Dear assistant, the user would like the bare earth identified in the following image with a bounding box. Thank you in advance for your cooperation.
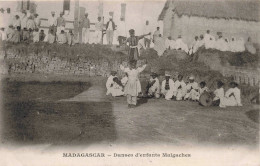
[1,75,259,148]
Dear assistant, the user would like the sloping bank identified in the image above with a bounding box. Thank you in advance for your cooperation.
[0,42,258,103]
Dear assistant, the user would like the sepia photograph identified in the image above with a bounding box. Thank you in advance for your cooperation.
[0,0,259,165]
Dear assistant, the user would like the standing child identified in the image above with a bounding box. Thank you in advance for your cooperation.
[120,60,147,108]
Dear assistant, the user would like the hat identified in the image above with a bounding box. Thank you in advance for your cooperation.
[51,11,55,14]
[111,71,117,75]
[151,72,157,77]
[129,29,135,34]
[165,71,171,76]
[189,76,195,80]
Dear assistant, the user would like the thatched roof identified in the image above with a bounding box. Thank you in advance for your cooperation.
[158,0,260,22]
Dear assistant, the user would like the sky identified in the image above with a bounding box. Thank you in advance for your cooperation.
[0,0,166,36]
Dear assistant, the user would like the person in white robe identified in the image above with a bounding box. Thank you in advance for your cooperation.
[215,35,228,51]
[121,73,128,87]
[146,72,160,98]
[229,37,237,52]
[213,81,226,108]
[175,35,189,53]
[245,37,256,54]
[204,30,216,49]
[110,77,124,97]
[189,36,200,55]
[153,27,160,43]
[0,28,7,41]
[3,8,12,29]
[195,81,209,101]
[173,74,186,101]
[0,8,5,28]
[153,34,166,56]
[20,11,28,30]
[120,61,147,108]
[161,71,175,100]
[94,16,103,44]
[197,35,205,49]
[13,15,21,29]
[57,30,67,44]
[236,37,246,52]
[106,71,117,95]
[165,36,171,50]
[33,28,39,42]
[184,76,199,101]
[224,82,242,106]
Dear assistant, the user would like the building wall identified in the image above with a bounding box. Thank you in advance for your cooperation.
[169,14,260,47]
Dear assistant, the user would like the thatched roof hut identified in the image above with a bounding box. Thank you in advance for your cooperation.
[158,0,260,46]
[158,0,260,22]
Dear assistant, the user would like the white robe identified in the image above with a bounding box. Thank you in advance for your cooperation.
[111,82,124,97]
[173,80,186,100]
[0,30,7,41]
[120,65,146,96]
[184,82,199,100]
[213,88,226,108]
[161,79,175,100]
[204,33,216,49]
[189,40,200,54]
[224,87,242,106]
[148,77,160,97]
[175,38,189,53]
[195,87,209,100]
[215,38,228,51]
[106,75,115,95]
[121,76,128,86]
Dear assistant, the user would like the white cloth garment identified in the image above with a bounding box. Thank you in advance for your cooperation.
[121,76,128,86]
[215,38,227,51]
[189,40,200,54]
[195,87,209,100]
[48,16,57,27]
[184,82,199,100]
[120,65,146,97]
[204,33,216,49]
[21,15,28,29]
[111,82,124,97]
[106,75,115,95]
[154,37,166,56]
[173,80,186,100]
[213,88,226,108]
[94,21,103,44]
[82,27,90,44]
[148,77,160,98]
[224,87,242,106]
[0,30,7,41]
[175,38,189,53]
[161,79,175,100]
[143,25,151,39]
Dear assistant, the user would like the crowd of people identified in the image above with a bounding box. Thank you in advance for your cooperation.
[106,60,242,108]
[0,8,118,46]
[151,29,257,56]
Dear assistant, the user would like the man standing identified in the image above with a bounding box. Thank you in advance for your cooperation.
[13,15,21,29]
[94,16,103,44]
[56,12,66,35]
[34,14,41,29]
[81,13,90,44]
[153,27,160,43]
[48,11,57,34]
[143,20,151,48]
[106,15,116,45]
[21,10,28,30]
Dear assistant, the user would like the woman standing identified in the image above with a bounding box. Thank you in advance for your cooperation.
[120,60,147,108]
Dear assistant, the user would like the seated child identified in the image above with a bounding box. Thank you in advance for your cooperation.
[195,81,209,100]
[106,71,117,95]
[39,30,46,42]
[173,74,186,100]
[225,82,242,106]
[47,29,55,43]
[33,28,39,42]
[22,28,30,41]
[67,30,75,46]
[213,81,226,108]
[184,75,199,101]
[57,30,67,44]
[111,77,124,97]
[161,71,175,100]
[146,72,160,98]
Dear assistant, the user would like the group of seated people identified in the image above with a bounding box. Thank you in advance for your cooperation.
[0,25,78,46]
[106,70,242,108]
[164,30,257,55]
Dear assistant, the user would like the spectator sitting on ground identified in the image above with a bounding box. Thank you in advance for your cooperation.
[47,29,55,43]
[57,30,67,44]
[39,29,46,41]
[245,37,256,54]
[0,27,7,41]
[33,28,39,43]
[10,26,21,43]
[6,25,15,41]
[67,29,75,46]
[22,28,30,41]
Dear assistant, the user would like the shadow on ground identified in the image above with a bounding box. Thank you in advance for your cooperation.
[1,80,117,145]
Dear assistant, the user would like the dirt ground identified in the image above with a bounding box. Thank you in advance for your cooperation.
[0,75,259,148]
